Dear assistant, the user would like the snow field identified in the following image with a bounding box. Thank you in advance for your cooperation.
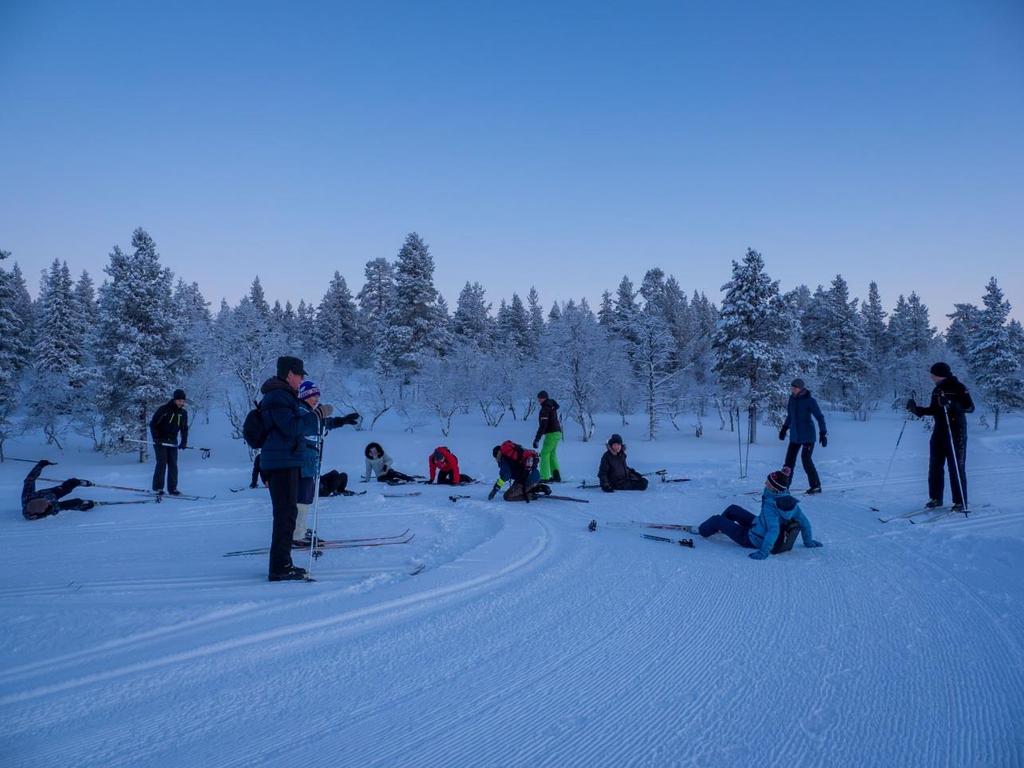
[1,411,1023,767]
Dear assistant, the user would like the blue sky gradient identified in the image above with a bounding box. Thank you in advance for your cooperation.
[2,0,1022,321]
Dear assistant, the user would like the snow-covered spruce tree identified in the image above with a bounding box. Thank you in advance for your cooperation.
[0,250,28,459]
[452,281,493,349]
[6,261,34,367]
[315,271,359,364]
[383,233,443,377]
[95,229,186,460]
[248,275,271,318]
[627,310,680,439]
[527,287,545,356]
[887,292,939,404]
[27,260,84,447]
[859,281,890,407]
[541,299,608,441]
[597,290,615,328]
[798,285,829,378]
[356,257,395,354]
[688,291,720,430]
[946,303,980,362]
[966,277,1024,430]
[215,297,287,447]
[818,275,870,416]
[66,270,104,449]
[172,279,214,424]
[496,293,531,358]
[713,248,796,443]
[294,300,317,359]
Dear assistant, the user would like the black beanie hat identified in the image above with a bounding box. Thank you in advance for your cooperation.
[173,389,186,401]
[790,378,805,389]
[930,362,952,378]
[608,433,624,446]
[537,390,549,400]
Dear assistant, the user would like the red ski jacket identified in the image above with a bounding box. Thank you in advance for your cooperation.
[429,446,461,484]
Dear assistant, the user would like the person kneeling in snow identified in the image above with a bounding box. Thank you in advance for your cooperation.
[22,460,95,520]
[597,434,648,492]
[488,441,548,501]
[426,446,475,485]
[698,468,823,560]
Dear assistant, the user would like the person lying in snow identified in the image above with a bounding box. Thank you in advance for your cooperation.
[597,434,648,492]
[363,442,417,484]
[697,467,823,560]
[426,446,475,485]
[22,460,95,520]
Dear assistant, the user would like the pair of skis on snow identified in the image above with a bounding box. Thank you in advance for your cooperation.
[877,504,983,525]
[588,519,696,548]
[223,528,415,557]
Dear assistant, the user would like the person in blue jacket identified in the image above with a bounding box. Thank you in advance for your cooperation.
[698,468,823,560]
[258,356,332,582]
[779,378,828,494]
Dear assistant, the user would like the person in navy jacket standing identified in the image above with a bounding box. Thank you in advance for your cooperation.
[779,378,827,494]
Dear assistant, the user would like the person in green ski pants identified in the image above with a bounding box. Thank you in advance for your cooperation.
[533,390,563,483]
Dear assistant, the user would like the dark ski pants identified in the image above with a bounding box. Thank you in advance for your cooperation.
[929,431,967,505]
[378,469,415,483]
[152,444,179,493]
[267,467,300,575]
[611,475,649,491]
[436,471,475,486]
[319,470,348,496]
[784,442,820,490]
[698,505,756,548]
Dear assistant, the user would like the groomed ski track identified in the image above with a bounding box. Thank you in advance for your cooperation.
[2,417,1024,767]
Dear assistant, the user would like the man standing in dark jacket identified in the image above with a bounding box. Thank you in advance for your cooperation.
[150,389,189,495]
[598,434,648,492]
[533,391,563,483]
[779,378,827,494]
[907,362,975,512]
[259,356,332,581]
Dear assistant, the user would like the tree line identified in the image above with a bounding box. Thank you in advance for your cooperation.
[1,231,1021,460]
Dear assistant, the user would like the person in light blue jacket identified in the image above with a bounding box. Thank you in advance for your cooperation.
[698,468,823,560]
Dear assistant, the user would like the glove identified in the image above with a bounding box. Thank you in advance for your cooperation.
[805,540,823,548]
[601,485,614,493]
[316,404,334,419]
[487,484,499,501]
[532,438,540,449]
[69,477,82,486]
[80,479,94,487]
[778,428,787,441]
[748,550,769,561]
[80,500,96,510]
[906,398,917,413]
[341,412,360,426]
[40,459,56,466]
[819,433,827,448]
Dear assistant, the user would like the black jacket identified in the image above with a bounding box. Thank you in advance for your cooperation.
[598,449,635,490]
[150,400,189,448]
[913,376,975,437]
[535,399,562,442]
[781,389,826,444]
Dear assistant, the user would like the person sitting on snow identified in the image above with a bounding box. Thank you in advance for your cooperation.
[363,442,417,484]
[597,434,648,492]
[427,446,475,485]
[488,441,548,501]
[22,460,95,520]
[697,467,823,560]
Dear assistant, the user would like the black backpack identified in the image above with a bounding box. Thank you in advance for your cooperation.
[771,494,802,554]
[242,400,271,449]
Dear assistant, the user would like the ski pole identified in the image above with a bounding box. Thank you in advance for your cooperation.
[1,457,58,465]
[871,389,915,512]
[942,399,969,515]
[306,412,328,578]
[120,438,210,456]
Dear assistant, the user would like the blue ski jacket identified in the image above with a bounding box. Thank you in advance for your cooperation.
[748,489,815,558]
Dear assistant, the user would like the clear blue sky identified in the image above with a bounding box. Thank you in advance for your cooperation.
[2,0,1022,322]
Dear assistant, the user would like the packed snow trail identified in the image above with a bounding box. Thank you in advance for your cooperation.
[2,413,1023,767]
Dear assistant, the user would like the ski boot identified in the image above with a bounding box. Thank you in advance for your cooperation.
[551,469,562,483]
[950,503,966,513]
[805,487,822,495]
[925,499,943,509]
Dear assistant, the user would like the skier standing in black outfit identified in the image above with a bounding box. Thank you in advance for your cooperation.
[150,389,189,495]
[597,434,648,492]
[779,378,827,494]
[906,362,975,512]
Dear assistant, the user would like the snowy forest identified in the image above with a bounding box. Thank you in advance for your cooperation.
[1,229,1022,460]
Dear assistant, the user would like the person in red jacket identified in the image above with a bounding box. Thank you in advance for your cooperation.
[427,447,475,485]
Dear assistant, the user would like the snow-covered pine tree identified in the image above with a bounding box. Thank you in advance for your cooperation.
[859,281,889,410]
[946,303,980,361]
[7,262,34,368]
[818,275,870,415]
[527,287,545,355]
[498,293,531,358]
[547,301,562,323]
[248,276,271,319]
[541,299,608,441]
[27,260,83,447]
[626,310,679,439]
[452,281,493,348]
[384,233,441,375]
[356,257,395,353]
[712,248,795,442]
[888,292,939,402]
[799,285,830,378]
[70,270,103,449]
[172,279,214,424]
[95,229,186,460]
[966,277,1024,430]
[688,291,719,429]
[0,250,27,459]
[597,290,615,328]
[315,271,359,364]
[294,300,317,359]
